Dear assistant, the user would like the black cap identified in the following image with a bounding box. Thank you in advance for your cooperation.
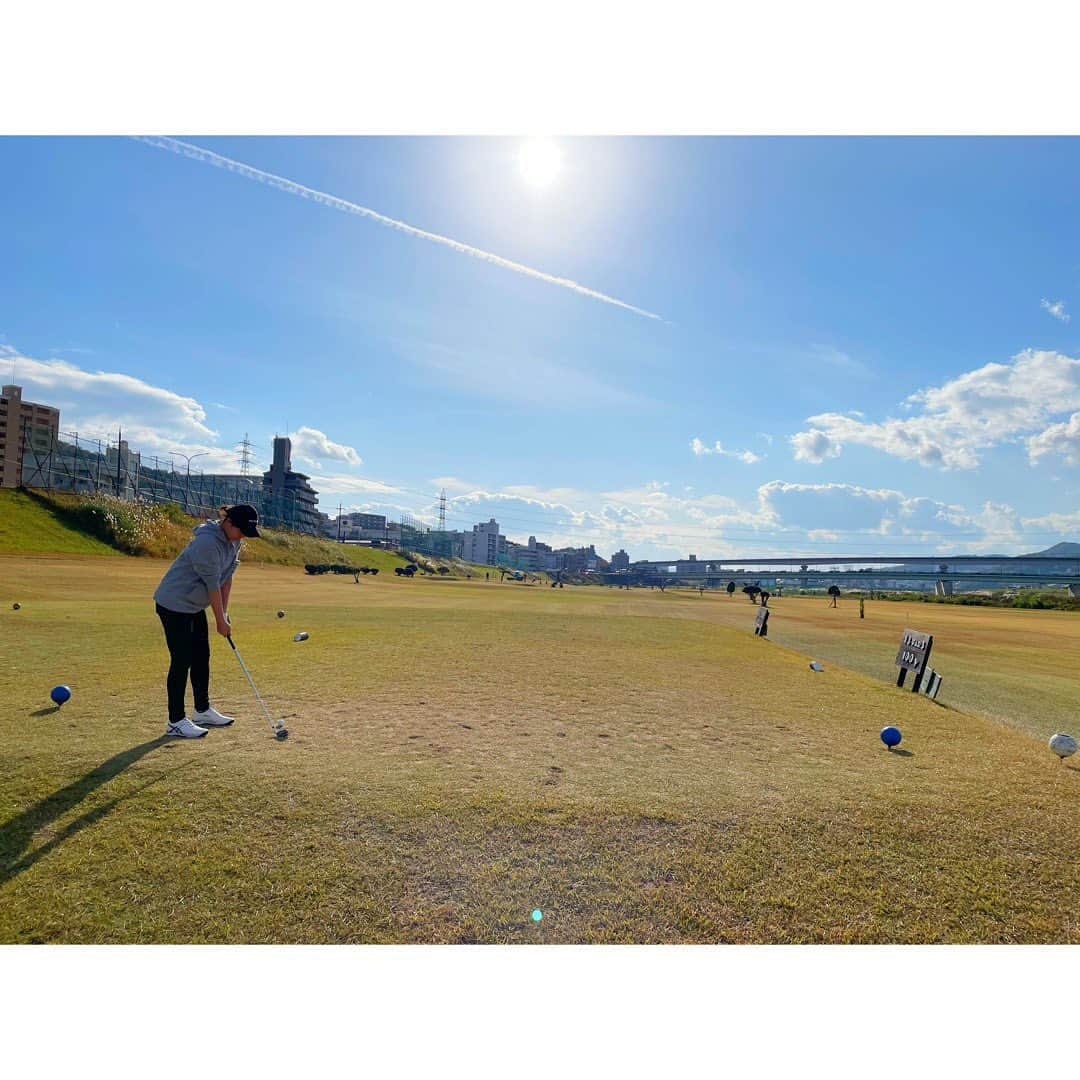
[225,504,261,538]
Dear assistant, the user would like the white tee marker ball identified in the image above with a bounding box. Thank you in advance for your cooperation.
[1049,733,1077,760]
[293,631,309,642]
[809,661,824,672]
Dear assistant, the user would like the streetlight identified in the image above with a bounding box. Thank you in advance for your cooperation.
[170,450,209,512]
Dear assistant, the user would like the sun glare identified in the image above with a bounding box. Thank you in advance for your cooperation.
[518,138,563,188]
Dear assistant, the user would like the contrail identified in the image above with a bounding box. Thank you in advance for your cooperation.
[132,136,662,321]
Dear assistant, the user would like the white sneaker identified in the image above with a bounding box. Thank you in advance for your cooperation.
[195,706,234,727]
[167,717,209,738]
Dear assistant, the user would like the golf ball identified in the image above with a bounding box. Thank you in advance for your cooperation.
[13,602,21,610]
[880,726,902,748]
[277,610,285,618]
[1049,733,1077,759]
[531,909,543,922]
[50,685,72,706]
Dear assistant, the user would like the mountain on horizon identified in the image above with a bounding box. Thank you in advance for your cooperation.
[1024,541,1080,558]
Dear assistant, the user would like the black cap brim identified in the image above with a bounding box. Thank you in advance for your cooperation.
[241,523,261,538]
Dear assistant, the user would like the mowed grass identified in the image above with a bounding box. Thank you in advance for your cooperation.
[1,557,1078,943]
[688,590,1080,739]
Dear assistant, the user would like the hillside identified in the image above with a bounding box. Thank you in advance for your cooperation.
[0,488,122,557]
[0,488,410,571]
[1027,541,1080,558]
[0,488,510,578]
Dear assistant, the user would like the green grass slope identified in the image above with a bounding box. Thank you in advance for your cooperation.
[0,488,411,571]
[0,489,120,557]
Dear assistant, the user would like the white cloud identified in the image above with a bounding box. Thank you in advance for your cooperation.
[1027,411,1080,466]
[690,437,762,464]
[4,346,366,477]
[426,475,1068,559]
[790,428,843,464]
[2,348,237,467]
[302,470,398,495]
[291,426,362,466]
[789,349,1080,470]
[1022,509,1080,535]
[1041,298,1070,323]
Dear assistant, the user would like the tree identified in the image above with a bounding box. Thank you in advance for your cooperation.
[726,581,736,598]
[828,584,841,608]
[742,584,761,604]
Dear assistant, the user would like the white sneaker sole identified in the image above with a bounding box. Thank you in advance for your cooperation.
[195,715,234,727]
[166,725,208,738]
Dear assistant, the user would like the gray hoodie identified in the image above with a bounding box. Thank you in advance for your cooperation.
[154,521,242,614]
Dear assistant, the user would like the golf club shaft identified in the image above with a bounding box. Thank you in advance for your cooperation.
[227,636,278,730]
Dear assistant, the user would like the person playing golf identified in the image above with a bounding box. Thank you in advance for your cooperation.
[153,503,261,738]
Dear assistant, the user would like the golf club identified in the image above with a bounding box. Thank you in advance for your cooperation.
[227,634,289,740]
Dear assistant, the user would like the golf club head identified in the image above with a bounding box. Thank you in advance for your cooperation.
[275,728,289,740]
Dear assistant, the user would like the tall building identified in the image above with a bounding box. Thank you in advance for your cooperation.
[552,544,604,574]
[261,436,321,533]
[462,518,506,565]
[0,384,60,488]
[610,548,630,571]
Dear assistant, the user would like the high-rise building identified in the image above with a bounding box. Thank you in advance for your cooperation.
[0,384,60,488]
[261,436,321,533]
[462,518,506,565]
[610,548,630,571]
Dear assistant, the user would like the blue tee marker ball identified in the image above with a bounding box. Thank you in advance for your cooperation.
[50,685,72,706]
[880,726,902,748]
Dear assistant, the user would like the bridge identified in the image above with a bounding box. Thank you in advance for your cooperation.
[607,554,1080,595]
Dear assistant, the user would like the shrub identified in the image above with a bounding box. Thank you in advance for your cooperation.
[62,495,190,557]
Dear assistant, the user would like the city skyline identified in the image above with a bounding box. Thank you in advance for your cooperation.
[3,136,1080,558]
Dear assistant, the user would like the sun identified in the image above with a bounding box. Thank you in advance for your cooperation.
[518,138,563,188]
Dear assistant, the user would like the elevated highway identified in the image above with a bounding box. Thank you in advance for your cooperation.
[608,554,1080,595]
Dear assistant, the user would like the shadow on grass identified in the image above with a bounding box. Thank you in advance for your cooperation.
[0,736,175,885]
[30,706,61,717]
[888,748,915,758]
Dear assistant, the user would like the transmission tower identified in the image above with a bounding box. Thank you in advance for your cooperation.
[238,433,253,477]
[438,488,447,531]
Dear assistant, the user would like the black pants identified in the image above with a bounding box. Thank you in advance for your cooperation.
[156,604,211,723]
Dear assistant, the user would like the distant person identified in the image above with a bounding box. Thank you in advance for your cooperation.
[485,572,489,581]
[153,504,261,738]
[760,590,770,607]
[859,596,865,619]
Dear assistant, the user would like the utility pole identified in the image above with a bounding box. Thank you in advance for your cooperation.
[115,427,123,497]
[438,488,447,531]
[337,503,343,542]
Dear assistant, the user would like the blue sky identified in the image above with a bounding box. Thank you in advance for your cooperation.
[2,135,1079,558]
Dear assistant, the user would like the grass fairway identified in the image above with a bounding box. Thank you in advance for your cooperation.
[680,590,1080,740]
[1,557,1078,943]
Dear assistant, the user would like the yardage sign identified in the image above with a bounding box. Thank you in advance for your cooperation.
[754,606,770,637]
[895,629,933,691]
